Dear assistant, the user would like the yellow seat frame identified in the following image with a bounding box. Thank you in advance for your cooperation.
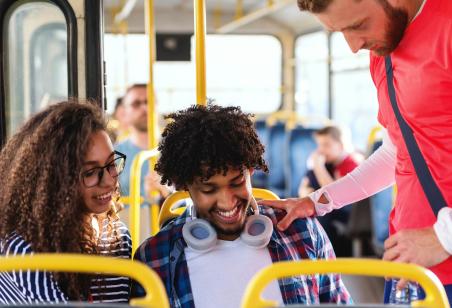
[0,254,169,308]
[241,258,450,308]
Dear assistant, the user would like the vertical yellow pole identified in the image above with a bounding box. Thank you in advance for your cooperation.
[194,0,207,106]
[145,0,160,236]
[235,0,244,19]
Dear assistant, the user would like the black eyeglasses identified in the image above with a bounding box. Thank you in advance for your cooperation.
[81,151,126,188]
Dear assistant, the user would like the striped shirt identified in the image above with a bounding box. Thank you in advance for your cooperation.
[0,220,132,305]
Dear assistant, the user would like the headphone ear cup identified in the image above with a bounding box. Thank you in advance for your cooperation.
[182,219,217,252]
[240,215,273,249]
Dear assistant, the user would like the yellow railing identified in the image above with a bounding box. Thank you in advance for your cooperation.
[216,0,295,34]
[241,259,450,308]
[129,149,160,254]
[158,188,280,228]
[0,254,169,308]
[194,0,207,105]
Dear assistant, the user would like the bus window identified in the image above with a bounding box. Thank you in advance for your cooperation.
[4,1,67,138]
[295,31,329,119]
[104,34,282,114]
[330,32,378,151]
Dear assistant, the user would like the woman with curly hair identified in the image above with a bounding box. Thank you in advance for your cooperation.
[0,101,131,304]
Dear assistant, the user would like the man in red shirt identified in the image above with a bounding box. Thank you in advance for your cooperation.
[261,0,452,304]
[299,125,361,197]
[299,125,362,256]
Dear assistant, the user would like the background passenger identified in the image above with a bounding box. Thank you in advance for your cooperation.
[0,101,131,304]
[115,84,172,241]
[299,125,363,256]
[133,104,351,307]
[108,96,129,143]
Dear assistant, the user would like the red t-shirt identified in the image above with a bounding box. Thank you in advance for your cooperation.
[370,0,452,284]
[334,154,361,178]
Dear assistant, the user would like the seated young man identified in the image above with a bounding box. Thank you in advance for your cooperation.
[299,125,363,257]
[133,105,351,307]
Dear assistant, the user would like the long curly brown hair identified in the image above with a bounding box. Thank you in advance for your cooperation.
[0,100,119,300]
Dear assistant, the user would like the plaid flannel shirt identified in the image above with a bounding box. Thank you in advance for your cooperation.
[133,206,352,307]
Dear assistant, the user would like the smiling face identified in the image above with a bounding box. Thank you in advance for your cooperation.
[80,130,118,214]
[316,0,408,55]
[187,168,254,241]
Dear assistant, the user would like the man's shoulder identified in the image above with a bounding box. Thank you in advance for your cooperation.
[115,138,139,154]
[260,206,319,234]
[134,212,187,264]
[115,137,132,148]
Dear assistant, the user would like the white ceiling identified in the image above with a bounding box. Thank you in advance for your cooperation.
[103,0,322,34]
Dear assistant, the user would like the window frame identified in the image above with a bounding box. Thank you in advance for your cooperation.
[0,0,78,147]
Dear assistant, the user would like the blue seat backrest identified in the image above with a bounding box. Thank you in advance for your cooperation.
[252,119,269,188]
[368,139,393,253]
[267,121,289,198]
[287,127,317,197]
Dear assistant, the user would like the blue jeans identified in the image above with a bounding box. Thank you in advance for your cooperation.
[384,280,452,305]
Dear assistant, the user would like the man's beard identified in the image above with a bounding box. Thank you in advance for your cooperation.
[374,0,409,56]
[133,121,148,132]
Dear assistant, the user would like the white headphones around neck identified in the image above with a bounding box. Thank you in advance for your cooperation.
[182,197,273,252]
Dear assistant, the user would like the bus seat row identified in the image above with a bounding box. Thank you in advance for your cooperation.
[253,117,318,199]
[1,255,448,308]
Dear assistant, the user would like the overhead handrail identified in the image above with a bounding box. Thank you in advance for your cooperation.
[0,254,169,308]
[129,149,160,255]
[194,0,207,105]
[158,188,280,228]
[216,0,295,34]
[241,259,450,308]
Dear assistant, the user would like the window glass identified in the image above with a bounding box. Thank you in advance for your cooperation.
[295,31,328,118]
[5,2,67,138]
[330,32,379,151]
[104,34,282,114]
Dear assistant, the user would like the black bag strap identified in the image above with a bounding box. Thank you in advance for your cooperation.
[384,55,447,217]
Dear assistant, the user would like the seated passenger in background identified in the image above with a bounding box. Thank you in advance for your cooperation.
[0,101,131,304]
[115,84,172,241]
[133,104,351,307]
[298,125,363,256]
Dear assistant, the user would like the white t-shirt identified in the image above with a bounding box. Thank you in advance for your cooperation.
[185,238,283,308]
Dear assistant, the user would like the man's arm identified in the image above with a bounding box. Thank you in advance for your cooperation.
[382,207,452,277]
[260,130,396,230]
[312,130,396,215]
[311,152,335,187]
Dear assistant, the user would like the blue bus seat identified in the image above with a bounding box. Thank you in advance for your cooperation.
[286,126,317,197]
[252,118,269,188]
[368,140,393,256]
[266,121,289,198]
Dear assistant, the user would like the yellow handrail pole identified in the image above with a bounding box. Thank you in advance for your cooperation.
[241,259,450,308]
[0,254,169,308]
[145,0,160,237]
[130,149,160,255]
[194,0,207,105]
[235,0,244,19]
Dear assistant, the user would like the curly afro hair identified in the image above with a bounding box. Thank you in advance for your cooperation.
[155,104,268,189]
